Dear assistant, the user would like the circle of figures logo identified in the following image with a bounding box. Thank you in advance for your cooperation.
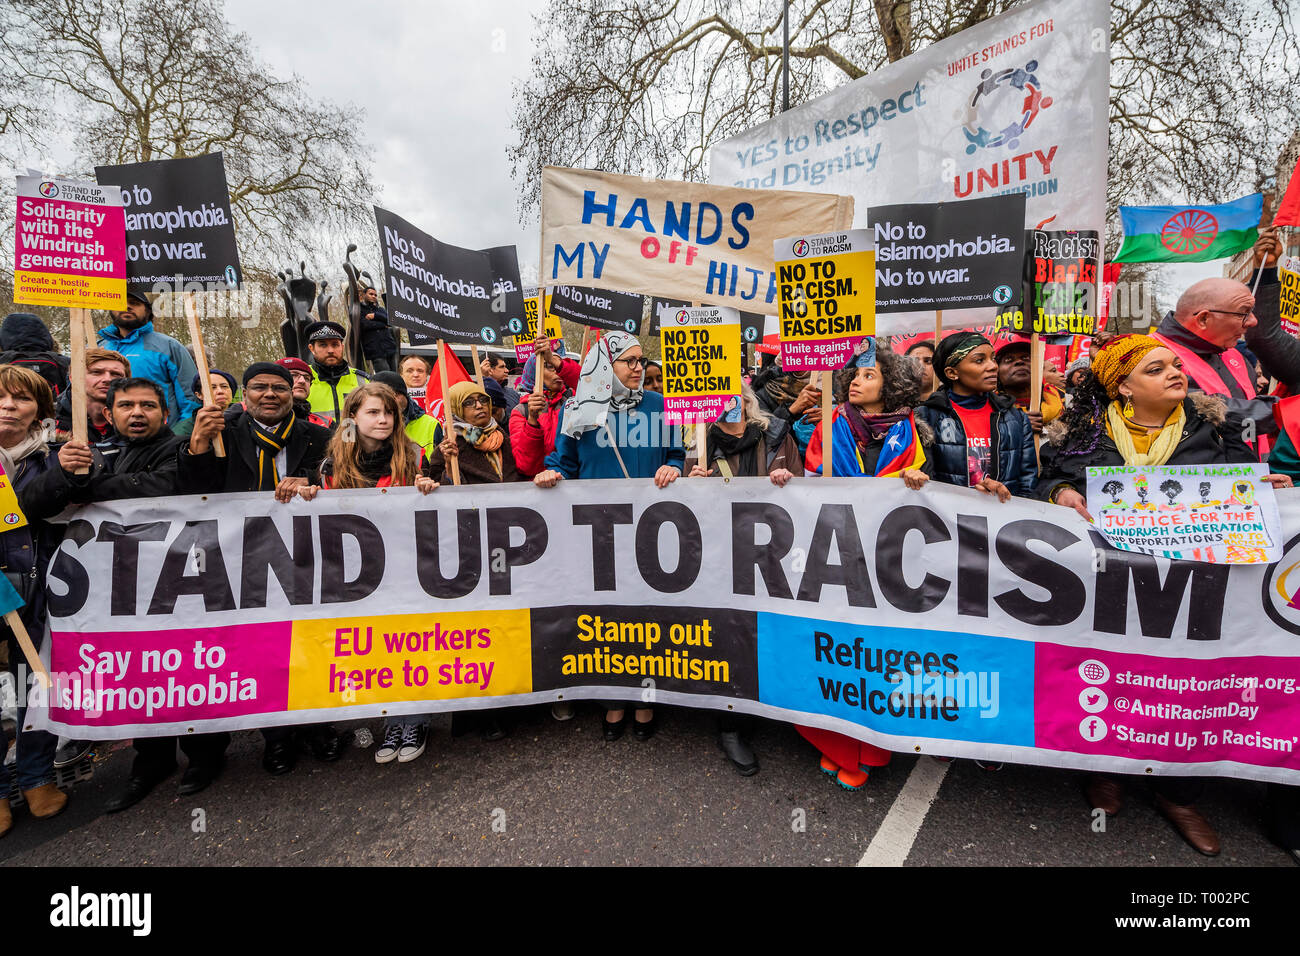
[39,181,59,198]
[1160,209,1218,256]
[961,59,1054,155]
[1262,533,1300,636]
[792,239,810,258]
[3,512,19,525]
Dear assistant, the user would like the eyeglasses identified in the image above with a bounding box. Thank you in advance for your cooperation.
[1205,308,1255,322]
[245,383,292,395]
[461,395,491,408]
[614,357,646,369]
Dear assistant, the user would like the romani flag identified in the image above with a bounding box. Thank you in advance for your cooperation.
[1112,194,1264,264]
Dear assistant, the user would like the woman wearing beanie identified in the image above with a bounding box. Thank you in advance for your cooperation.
[1039,333,1290,857]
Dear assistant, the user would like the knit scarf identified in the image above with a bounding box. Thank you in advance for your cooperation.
[840,405,907,456]
[0,430,49,477]
[1104,400,1185,466]
[248,412,295,490]
[707,421,764,477]
[452,415,505,478]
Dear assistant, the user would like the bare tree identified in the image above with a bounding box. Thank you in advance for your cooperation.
[1,0,376,266]
[509,0,1300,234]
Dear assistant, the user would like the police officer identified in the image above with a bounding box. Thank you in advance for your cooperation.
[305,320,369,425]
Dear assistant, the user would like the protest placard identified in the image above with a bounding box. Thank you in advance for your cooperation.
[870,195,1026,315]
[1280,254,1300,337]
[512,292,561,362]
[374,205,510,345]
[95,152,242,293]
[773,229,875,371]
[31,479,1300,784]
[995,229,1100,340]
[649,296,764,346]
[548,284,644,333]
[1087,464,1282,564]
[659,306,742,423]
[13,174,126,311]
[541,166,851,312]
[0,458,28,531]
[709,0,1110,334]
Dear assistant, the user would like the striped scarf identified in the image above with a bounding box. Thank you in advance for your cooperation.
[249,412,295,490]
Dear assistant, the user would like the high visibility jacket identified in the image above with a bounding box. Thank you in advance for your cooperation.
[404,413,443,457]
[308,366,368,423]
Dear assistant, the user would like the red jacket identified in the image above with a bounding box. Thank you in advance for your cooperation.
[509,358,580,477]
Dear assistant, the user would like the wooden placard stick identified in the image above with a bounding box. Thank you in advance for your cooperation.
[68,308,90,475]
[184,292,226,457]
[1029,331,1044,459]
[6,609,50,689]
[536,193,548,399]
[821,370,833,477]
[690,300,707,473]
[471,345,486,388]
[934,310,943,345]
[438,339,461,485]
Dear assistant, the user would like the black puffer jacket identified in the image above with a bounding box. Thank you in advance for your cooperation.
[914,388,1038,495]
[1036,393,1254,500]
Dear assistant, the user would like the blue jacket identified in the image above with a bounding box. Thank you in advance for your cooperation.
[546,390,685,479]
[97,320,200,426]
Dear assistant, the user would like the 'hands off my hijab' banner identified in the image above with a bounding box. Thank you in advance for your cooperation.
[29,480,1300,784]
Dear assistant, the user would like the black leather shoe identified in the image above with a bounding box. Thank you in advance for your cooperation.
[177,758,223,796]
[602,715,627,742]
[306,726,345,762]
[105,774,168,813]
[632,715,657,741]
[262,741,297,775]
[719,730,759,776]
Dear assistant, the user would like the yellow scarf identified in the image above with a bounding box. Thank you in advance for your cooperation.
[1104,401,1185,466]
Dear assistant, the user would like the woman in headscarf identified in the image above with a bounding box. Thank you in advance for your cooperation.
[429,380,522,486]
[798,343,932,789]
[914,331,1037,500]
[1039,333,1290,857]
[534,331,685,742]
[510,340,580,478]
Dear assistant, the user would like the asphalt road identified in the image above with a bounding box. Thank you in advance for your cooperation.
[2,705,1294,867]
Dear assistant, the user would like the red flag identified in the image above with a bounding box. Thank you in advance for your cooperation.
[424,342,471,412]
[1274,155,1300,227]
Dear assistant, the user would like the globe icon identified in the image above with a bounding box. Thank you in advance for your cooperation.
[1081,662,1105,682]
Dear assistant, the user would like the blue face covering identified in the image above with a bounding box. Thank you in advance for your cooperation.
[721,396,743,422]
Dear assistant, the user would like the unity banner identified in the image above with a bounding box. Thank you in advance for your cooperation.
[95,152,243,292]
[540,166,852,311]
[27,480,1300,785]
[708,0,1110,335]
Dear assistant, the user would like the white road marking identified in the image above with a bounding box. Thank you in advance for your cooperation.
[858,757,951,867]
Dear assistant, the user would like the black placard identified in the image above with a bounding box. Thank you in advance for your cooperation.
[994,229,1100,338]
[549,285,645,333]
[869,194,1026,313]
[95,152,242,292]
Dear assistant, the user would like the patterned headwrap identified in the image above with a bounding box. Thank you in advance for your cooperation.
[560,331,643,438]
[933,331,990,376]
[1091,334,1163,399]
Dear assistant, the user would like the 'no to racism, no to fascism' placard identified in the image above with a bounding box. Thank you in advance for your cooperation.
[14,174,126,310]
[774,229,875,371]
[659,306,742,423]
[512,293,562,362]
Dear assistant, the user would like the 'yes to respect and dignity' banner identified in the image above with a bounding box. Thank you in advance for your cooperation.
[28,480,1300,785]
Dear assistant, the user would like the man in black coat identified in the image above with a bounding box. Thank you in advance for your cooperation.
[358,286,397,373]
[179,362,344,773]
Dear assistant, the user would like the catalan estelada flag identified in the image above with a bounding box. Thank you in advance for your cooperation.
[1113,194,1263,263]
[874,412,926,477]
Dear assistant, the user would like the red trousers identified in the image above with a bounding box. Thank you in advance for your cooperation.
[796,725,891,769]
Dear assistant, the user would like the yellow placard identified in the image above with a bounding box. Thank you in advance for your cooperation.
[1280,256,1300,337]
[287,608,532,710]
[659,306,742,422]
[0,465,28,531]
[773,230,875,370]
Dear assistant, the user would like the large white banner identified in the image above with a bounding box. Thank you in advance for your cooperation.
[24,479,1300,783]
[708,0,1110,334]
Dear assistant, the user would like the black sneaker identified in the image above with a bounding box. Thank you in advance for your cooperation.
[375,724,402,764]
[53,739,94,769]
[397,724,427,763]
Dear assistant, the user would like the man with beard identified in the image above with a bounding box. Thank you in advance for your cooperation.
[178,362,344,774]
[304,320,369,425]
[96,292,199,426]
[54,348,130,442]
[995,337,1062,434]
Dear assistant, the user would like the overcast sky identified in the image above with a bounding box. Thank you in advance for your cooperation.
[224,0,548,285]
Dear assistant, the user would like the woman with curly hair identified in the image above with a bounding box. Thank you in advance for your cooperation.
[799,344,930,790]
[1038,333,1290,857]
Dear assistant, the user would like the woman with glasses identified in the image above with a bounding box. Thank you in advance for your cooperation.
[533,331,685,742]
[429,381,522,485]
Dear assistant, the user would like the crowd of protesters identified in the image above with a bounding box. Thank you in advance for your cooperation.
[0,232,1297,865]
